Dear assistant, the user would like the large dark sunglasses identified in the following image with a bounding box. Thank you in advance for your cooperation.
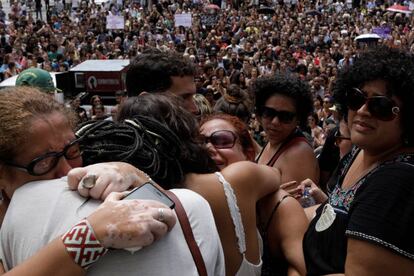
[346,88,400,121]
[261,106,296,124]
[203,130,237,149]
[4,139,82,176]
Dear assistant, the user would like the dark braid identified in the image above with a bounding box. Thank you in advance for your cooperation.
[76,116,185,189]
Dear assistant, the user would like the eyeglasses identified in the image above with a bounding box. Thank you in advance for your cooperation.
[261,106,296,124]
[334,129,351,146]
[203,130,237,149]
[346,88,400,121]
[4,139,82,176]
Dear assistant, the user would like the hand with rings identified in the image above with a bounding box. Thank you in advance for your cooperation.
[68,162,152,200]
[81,174,97,189]
[157,208,165,222]
[87,192,176,250]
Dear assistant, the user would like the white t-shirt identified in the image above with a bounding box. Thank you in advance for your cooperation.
[0,178,225,276]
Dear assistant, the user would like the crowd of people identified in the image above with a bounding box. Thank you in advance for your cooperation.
[1,0,414,145]
[0,0,414,275]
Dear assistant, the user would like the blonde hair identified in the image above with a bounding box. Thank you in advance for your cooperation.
[193,94,212,116]
[0,86,76,160]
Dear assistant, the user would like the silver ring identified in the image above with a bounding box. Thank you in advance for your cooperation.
[157,208,165,222]
[81,174,97,189]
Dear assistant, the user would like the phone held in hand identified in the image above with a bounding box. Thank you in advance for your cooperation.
[123,182,175,209]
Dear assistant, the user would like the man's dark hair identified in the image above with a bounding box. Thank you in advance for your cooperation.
[126,49,196,96]
[253,75,314,128]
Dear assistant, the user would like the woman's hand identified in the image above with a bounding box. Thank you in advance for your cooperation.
[87,192,176,249]
[280,179,328,204]
[67,162,150,200]
[300,179,327,204]
[280,180,301,199]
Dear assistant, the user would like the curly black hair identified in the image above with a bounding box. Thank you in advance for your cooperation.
[126,48,196,97]
[253,75,314,128]
[333,46,414,146]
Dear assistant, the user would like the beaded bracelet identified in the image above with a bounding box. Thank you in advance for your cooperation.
[62,219,108,269]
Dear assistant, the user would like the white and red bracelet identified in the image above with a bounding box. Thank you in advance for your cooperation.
[62,219,108,269]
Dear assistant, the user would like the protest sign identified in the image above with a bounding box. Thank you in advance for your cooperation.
[175,13,192,27]
[106,15,125,30]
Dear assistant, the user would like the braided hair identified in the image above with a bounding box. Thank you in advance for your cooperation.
[117,93,218,176]
[76,116,186,189]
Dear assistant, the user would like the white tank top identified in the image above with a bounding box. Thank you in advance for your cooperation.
[215,172,263,276]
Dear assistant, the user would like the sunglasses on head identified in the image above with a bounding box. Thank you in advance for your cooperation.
[203,130,237,149]
[4,139,82,176]
[261,106,296,124]
[346,88,400,121]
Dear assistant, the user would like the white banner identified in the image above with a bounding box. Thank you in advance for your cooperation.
[174,13,192,27]
[106,15,125,30]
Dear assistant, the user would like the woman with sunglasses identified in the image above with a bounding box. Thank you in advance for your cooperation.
[0,87,177,275]
[200,113,308,276]
[302,46,414,275]
[253,75,320,190]
[3,93,280,276]
[115,94,285,276]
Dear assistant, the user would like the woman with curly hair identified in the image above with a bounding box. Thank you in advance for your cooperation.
[253,75,319,186]
[301,46,414,275]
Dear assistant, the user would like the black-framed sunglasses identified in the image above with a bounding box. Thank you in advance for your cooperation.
[346,88,400,121]
[334,129,351,146]
[4,139,82,176]
[203,130,237,149]
[261,106,296,124]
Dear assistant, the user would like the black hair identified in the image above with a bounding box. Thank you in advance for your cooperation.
[117,93,217,176]
[333,46,414,146]
[253,74,314,128]
[76,112,214,189]
[126,48,196,96]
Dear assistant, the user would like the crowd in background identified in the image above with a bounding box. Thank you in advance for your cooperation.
[1,0,414,148]
[1,0,414,273]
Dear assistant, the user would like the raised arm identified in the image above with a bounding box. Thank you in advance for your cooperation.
[222,161,281,200]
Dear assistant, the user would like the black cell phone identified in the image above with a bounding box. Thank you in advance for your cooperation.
[122,182,175,209]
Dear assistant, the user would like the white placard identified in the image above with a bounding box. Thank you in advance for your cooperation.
[410,1,414,11]
[106,15,125,30]
[174,13,192,27]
